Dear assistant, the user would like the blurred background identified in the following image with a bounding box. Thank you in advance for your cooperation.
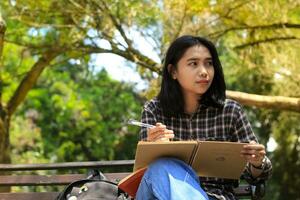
[0,0,299,199]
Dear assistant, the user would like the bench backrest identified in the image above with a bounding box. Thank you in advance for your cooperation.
[0,160,254,200]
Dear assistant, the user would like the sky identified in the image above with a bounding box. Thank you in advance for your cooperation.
[89,28,161,91]
[93,53,148,91]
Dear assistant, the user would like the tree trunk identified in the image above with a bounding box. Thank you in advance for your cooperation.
[0,114,10,163]
[0,6,10,164]
[0,108,11,192]
[226,90,300,112]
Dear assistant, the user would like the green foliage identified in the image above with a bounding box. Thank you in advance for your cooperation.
[270,112,300,199]
[219,33,300,200]
[1,42,35,102]
[10,115,48,164]
[11,61,142,162]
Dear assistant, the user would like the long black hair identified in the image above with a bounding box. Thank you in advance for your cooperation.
[158,35,226,116]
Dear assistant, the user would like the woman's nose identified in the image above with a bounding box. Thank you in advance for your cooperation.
[198,66,208,77]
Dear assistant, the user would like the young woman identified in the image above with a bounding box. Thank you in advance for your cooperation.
[136,35,272,200]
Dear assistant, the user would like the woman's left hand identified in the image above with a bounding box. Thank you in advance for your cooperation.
[241,140,266,168]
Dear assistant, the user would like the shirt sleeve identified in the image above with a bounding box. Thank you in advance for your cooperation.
[243,156,273,185]
[232,103,272,184]
[232,103,257,143]
[139,104,157,141]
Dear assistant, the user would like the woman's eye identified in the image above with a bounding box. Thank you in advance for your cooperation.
[188,62,197,66]
[205,61,213,67]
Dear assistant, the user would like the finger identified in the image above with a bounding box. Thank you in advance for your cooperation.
[241,149,265,157]
[156,137,170,142]
[155,123,166,129]
[149,125,166,133]
[147,129,163,141]
[147,127,172,141]
[153,130,174,141]
[151,133,169,141]
[154,135,170,141]
[243,154,261,162]
[163,130,174,139]
[147,126,166,138]
[241,149,265,155]
[241,149,256,155]
[243,144,265,151]
[147,131,163,141]
[164,129,174,135]
[241,148,266,161]
[242,152,265,162]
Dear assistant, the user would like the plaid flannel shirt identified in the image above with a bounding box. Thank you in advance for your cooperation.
[139,98,272,200]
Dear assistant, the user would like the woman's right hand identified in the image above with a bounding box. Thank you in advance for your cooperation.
[147,123,174,142]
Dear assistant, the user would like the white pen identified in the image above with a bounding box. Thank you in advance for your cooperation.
[127,119,155,128]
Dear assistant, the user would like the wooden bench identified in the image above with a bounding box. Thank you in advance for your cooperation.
[0,160,264,200]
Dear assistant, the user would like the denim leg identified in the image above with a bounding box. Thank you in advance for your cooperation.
[136,158,209,200]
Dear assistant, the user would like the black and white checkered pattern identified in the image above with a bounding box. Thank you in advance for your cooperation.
[139,98,272,200]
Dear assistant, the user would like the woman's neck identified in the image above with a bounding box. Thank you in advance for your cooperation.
[183,93,200,115]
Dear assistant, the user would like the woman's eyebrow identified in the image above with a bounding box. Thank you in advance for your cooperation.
[187,58,199,62]
[187,57,212,61]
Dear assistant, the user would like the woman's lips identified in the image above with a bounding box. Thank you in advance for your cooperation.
[196,80,209,84]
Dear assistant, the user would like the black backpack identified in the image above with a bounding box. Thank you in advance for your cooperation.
[56,170,129,200]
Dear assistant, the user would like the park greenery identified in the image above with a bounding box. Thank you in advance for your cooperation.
[0,0,299,199]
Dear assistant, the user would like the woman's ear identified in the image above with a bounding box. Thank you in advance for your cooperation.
[168,64,177,79]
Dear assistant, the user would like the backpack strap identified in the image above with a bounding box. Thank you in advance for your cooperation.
[55,169,118,200]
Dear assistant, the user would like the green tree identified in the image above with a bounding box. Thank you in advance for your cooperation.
[12,60,142,162]
[0,0,160,164]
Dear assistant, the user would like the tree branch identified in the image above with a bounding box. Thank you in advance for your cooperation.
[226,90,300,112]
[234,36,299,49]
[89,0,161,73]
[6,50,60,116]
[10,18,75,29]
[77,45,161,73]
[209,22,300,38]
[172,1,188,42]
[93,0,133,50]
[0,13,5,62]
[0,12,6,110]
[4,39,55,50]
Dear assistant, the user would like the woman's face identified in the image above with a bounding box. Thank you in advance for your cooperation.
[171,45,214,100]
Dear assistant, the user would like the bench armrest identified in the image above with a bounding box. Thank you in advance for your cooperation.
[251,180,266,200]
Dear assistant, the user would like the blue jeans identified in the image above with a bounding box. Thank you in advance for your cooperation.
[136,158,209,200]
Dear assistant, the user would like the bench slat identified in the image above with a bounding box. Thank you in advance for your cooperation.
[0,192,59,200]
[0,188,252,199]
[0,173,251,196]
[0,160,134,171]
[0,160,258,199]
[0,173,131,186]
